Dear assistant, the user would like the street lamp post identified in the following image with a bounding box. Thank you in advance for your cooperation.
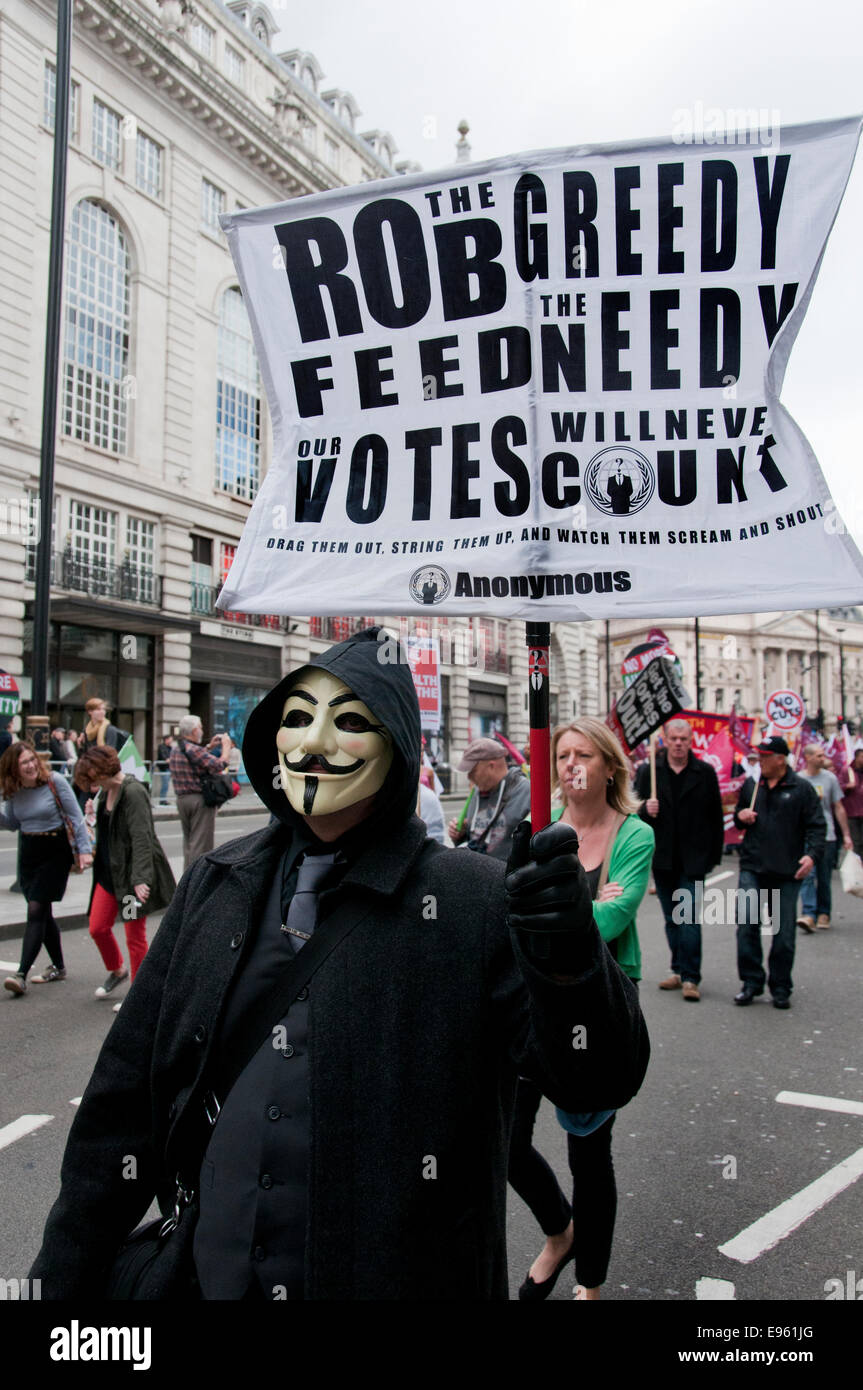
[836,627,847,725]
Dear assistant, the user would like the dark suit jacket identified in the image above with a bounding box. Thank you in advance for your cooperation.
[635,750,724,879]
[32,818,649,1300]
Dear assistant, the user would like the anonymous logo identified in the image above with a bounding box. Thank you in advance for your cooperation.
[586,447,655,517]
[409,566,451,606]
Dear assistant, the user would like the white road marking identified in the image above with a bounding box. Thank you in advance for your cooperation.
[695,1277,736,1299]
[0,1114,53,1151]
[776,1090,863,1117]
[719,1147,863,1263]
[0,960,20,971]
[705,870,734,885]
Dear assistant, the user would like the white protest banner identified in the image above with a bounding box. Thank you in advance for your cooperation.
[218,118,863,620]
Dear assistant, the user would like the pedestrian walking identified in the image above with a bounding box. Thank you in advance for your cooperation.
[77,698,130,752]
[733,736,825,1009]
[74,746,176,1007]
[49,728,69,770]
[841,747,863,861]
[447,737,530,859]
[169,715,232,870]
[634,718,724,1000]
[155,734,174,805]
[509,717,653,1301]
[797,744,852,931]
[0,741,93,996]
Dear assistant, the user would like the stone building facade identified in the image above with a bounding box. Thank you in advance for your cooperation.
[601,609,863,734]
[0,0,602,771]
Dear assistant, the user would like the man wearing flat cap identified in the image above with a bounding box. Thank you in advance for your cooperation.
[732,735,825,1010]
[447,737,531,860]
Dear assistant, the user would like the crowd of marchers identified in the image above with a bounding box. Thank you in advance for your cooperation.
[1,641,859,1301]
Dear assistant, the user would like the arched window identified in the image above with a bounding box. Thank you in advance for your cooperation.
[216,287,261,501]
[62,200,130,452]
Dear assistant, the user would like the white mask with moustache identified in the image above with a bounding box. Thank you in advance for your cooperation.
[275,667,393,817]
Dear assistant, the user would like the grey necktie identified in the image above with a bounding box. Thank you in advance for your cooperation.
[280,851,337,952]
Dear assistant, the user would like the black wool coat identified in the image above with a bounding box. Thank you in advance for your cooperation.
[635,750,725,879]
[32,818,649,1301]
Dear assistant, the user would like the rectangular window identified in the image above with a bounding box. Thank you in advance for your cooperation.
[92,98,122,170]
[224,45,245,86]
[190,535,213,614]
[189,19,215,57]
[124,516,157,603]
[201,178,225,232]
[324,136,339,171]
[44,63,80,140]
[215,380,260,500]
[135,131,163,198]
[66,501,117,596]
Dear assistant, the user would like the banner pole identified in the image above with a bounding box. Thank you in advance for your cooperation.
[526,622,551,833]
[649,731,657,800]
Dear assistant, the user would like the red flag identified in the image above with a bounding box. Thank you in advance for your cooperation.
[727,704,751,757]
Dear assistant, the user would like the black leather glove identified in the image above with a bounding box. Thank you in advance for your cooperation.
[505,821,595,974]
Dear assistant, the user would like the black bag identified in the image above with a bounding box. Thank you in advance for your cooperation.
[199,773,234,807]
[179,740,233,806]
[106,1185,199,1301]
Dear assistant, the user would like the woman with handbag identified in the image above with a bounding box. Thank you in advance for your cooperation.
[74,746,177,1007]
[508,717,654,1301]
[1,741,93,996]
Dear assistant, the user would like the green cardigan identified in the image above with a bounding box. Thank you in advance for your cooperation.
[552,810,654,981]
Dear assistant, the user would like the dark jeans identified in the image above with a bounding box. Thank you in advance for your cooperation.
[654,871,702,984]
[508,1078,618,1289]
[848,817,863,860]
[799,840,838,918]
[736,869,798,999]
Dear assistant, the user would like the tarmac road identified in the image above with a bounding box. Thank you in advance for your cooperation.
[1,818,861,1307]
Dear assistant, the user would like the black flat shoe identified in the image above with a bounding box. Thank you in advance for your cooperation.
[734,984,762,1005]
[518,1241,576,1301]
[772,995,791,1010]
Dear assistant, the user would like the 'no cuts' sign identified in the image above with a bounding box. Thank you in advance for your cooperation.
[765,688,805,731]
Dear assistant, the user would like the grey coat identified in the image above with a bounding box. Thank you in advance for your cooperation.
[32,818,649,1301]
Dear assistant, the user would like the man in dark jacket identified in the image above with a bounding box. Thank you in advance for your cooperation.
[732,735,825,1010]
[635,719,724,1001]
[31,627,648,1301]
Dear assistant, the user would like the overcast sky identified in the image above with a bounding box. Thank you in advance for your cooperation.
[274,0,863,544]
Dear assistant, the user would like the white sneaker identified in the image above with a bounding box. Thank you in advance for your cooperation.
[112,1000,123,1013]
[95,967,129,998]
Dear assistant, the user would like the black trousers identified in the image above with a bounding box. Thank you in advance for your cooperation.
[508,1078,617,1289]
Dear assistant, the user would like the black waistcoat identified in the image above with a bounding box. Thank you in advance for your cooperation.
[193,863,311,1300]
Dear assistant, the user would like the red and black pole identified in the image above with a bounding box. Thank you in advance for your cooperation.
[526,622,552,833]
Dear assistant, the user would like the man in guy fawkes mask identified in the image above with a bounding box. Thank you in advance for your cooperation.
[32,627,648,1301]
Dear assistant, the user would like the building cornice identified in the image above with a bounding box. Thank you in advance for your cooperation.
[33,0,388,195]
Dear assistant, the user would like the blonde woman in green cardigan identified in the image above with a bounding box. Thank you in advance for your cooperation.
[510,718,653,1301]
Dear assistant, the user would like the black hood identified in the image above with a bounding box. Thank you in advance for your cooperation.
[243,626,422,832]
